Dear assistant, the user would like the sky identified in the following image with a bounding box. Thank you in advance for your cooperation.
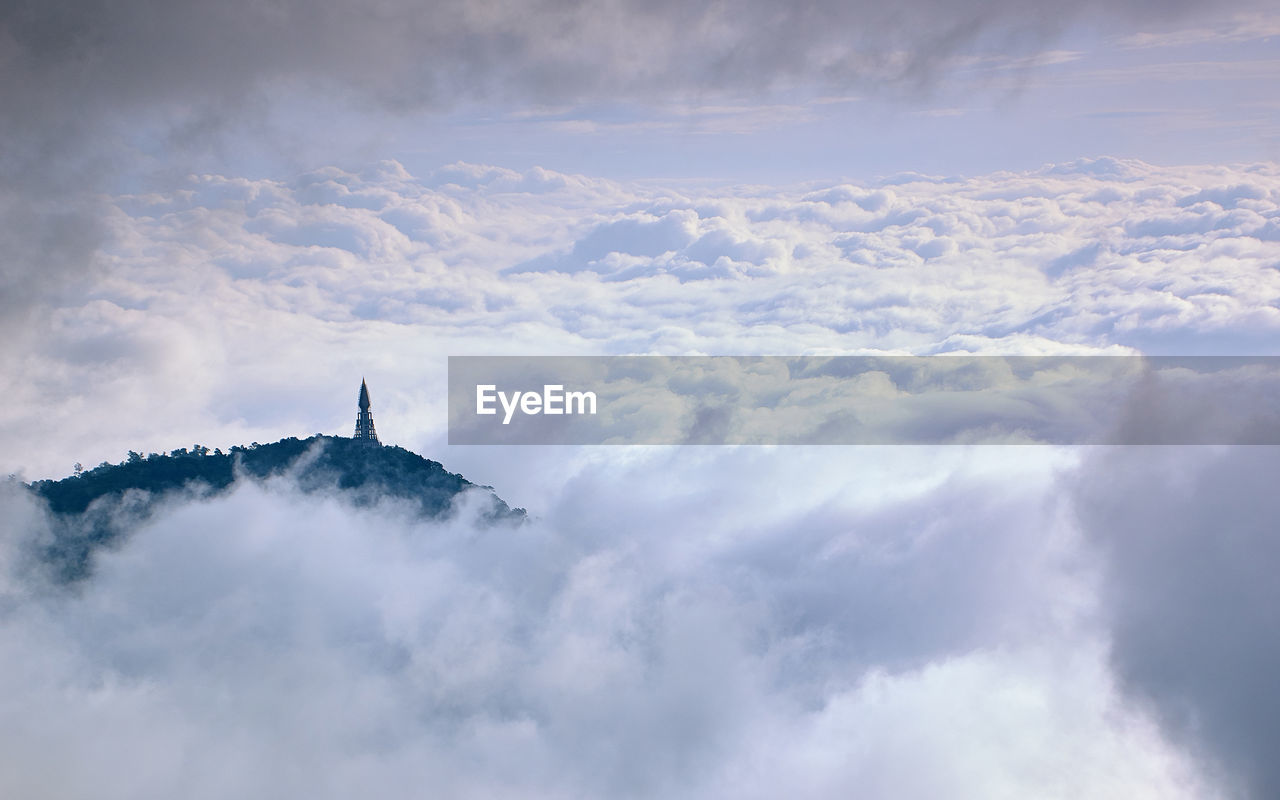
[2,1,1280,798]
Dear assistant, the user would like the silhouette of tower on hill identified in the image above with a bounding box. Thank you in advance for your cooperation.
[353,379,379,444]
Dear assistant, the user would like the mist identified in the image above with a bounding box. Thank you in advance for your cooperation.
[0,445,1226,798]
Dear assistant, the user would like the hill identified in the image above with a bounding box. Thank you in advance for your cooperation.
[27,435,525,581]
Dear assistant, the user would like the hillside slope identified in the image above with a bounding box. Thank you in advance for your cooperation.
[27,436,525,580]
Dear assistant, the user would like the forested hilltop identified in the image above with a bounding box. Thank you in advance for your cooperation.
[27,436,525,580]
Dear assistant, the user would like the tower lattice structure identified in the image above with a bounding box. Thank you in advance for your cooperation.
[354,378,379,444]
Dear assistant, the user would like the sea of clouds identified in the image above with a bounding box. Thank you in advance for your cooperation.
[5,156,1279,473]
[2,0,1277,794]
[2,157,1278,798]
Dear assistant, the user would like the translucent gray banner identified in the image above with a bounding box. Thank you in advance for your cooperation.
[448,356,1280,445]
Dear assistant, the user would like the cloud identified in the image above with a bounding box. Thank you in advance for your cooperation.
[105,158,1280,352]
[0,0,1271,331]
[0,446,1219,798]
[3,151,1277,797]
[1071,446,1280,800]
[1,5,1274,794]
[4,157,1280,477]
[1114,12,1280,49]
[3,0,1260,120]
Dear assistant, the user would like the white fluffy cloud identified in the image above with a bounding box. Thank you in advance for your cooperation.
[107,157,1280,354]
[0,447,1217,799]
[4,157,1279,476]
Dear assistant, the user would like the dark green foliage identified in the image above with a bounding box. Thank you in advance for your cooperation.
[27,436,525,582]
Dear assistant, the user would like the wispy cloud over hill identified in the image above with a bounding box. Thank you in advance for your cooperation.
[0,444,1226,799]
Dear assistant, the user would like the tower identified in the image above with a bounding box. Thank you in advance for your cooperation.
[353,378,379,444]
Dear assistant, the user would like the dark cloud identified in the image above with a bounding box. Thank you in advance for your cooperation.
[2,0,1248,115]
[0,191,106,325]
[1073,446,1280,799]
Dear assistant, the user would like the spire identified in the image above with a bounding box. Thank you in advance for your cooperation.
[353,379,379,444]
